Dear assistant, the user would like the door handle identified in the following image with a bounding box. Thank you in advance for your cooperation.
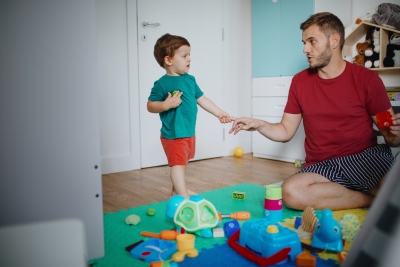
[142,21,161,27]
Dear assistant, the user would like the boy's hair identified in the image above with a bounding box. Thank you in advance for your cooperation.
[300,12,345,50]
[154,33,190,68]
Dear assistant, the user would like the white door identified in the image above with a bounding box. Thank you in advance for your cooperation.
[137,0,224,168]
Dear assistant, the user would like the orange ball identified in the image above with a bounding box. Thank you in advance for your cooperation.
[233,146,244,157]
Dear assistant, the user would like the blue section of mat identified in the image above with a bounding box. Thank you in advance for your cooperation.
[178,243,339,267]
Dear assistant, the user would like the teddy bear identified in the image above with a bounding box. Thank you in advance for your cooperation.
[353,42,372,66]
[383,32,400,67]
[371,3,400,31]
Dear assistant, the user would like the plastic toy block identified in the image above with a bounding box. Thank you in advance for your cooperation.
[295,251,316,267]
[294,216,302,229]
[232,191,246,200]
[264,199,283,210]
[212,228,225,238]
[223,220,240,238]
[264,185,282,200]
[264,209,282,222]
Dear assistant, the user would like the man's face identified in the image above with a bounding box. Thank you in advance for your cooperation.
[167,45,191,75]
[302,24,332,69]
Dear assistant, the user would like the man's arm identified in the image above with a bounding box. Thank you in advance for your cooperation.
[373,108,400,147]
[229,112,302,142]
[196,95,231,123]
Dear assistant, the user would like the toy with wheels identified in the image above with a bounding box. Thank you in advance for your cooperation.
[166,195,219,238]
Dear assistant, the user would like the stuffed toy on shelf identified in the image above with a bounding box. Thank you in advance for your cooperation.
[371,3,400,31]
[353,42,372,66]
[383,32,400,67]
[365,27,380,68]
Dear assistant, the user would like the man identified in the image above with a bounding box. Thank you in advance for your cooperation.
[229,12,400,210]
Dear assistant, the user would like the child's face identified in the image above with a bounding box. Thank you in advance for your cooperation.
[165,45,191,75]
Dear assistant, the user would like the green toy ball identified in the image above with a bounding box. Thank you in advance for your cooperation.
[147,208,156,216]
[125,214,140,226]
[172,90,181,100]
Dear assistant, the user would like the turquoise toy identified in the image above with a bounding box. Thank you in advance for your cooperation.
[166,195,219,238]
[311,209,343,252]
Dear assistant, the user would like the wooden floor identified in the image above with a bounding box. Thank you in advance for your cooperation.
[102,153,299,213]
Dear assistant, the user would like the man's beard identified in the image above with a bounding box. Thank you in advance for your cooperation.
[309,43,332,69]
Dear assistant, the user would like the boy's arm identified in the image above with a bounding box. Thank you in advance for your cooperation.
[196,95,231,123]
[147,91,183,113]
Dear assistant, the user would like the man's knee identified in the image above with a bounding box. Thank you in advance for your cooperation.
[282,179,303,210]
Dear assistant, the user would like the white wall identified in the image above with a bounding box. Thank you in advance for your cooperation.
[0,0,104,260]
[222,0,253,156]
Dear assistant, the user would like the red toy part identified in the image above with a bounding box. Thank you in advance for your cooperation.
[376,111,393,129]
[227,230,291,266]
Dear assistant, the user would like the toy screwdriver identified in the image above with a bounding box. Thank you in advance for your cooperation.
[218,211,251,220]
[140,230,180,240]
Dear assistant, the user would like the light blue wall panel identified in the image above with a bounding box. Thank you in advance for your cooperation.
[252,0,280,77]
[252,0,314,77]
[280,0,314,76]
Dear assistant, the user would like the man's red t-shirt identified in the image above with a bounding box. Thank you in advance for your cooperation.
[284,61,391,167]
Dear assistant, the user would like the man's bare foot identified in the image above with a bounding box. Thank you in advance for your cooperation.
[171,189,198,196]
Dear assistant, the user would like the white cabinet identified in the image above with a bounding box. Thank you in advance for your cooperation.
[252,77,305,163]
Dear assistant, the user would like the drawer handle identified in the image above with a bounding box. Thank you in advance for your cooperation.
[274,84,286,90]
[274,105,285,110]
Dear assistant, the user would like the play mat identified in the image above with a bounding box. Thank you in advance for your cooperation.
[89,183,368,267]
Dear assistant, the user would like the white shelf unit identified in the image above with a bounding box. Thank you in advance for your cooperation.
[343,21,400,72]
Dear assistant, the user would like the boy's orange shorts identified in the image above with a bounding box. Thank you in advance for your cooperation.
[160,136,196,167]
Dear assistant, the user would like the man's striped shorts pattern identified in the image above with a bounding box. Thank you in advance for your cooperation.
[298,144,395,193]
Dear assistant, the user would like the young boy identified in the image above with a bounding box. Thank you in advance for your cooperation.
[147,33,231,198]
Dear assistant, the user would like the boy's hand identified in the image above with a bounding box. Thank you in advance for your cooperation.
[164,90,183,109]
[217,112,232,123]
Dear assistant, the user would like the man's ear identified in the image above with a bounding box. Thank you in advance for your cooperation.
[164,56,172,66]
[330,32,340,49]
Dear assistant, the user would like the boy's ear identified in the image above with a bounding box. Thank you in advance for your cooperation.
[164,56,172,66]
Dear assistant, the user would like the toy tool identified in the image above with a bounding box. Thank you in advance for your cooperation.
[141,230,180,240]
[219,211,250,220]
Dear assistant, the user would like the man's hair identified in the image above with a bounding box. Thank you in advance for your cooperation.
[153,33,190,68]
[300,12,345,50]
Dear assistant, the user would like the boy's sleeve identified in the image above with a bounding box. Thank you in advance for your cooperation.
[192,76,204,99]
[148,81,165,102]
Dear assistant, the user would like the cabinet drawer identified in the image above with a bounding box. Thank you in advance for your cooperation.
[253,76,293,97]
[252,97,287,117]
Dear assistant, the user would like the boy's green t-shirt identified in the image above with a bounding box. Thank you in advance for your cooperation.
[148,74,204,139]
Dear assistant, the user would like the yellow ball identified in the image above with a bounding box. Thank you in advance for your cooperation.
[233,146,244,157]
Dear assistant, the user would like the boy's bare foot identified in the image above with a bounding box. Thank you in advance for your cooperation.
[170,189,198,196]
